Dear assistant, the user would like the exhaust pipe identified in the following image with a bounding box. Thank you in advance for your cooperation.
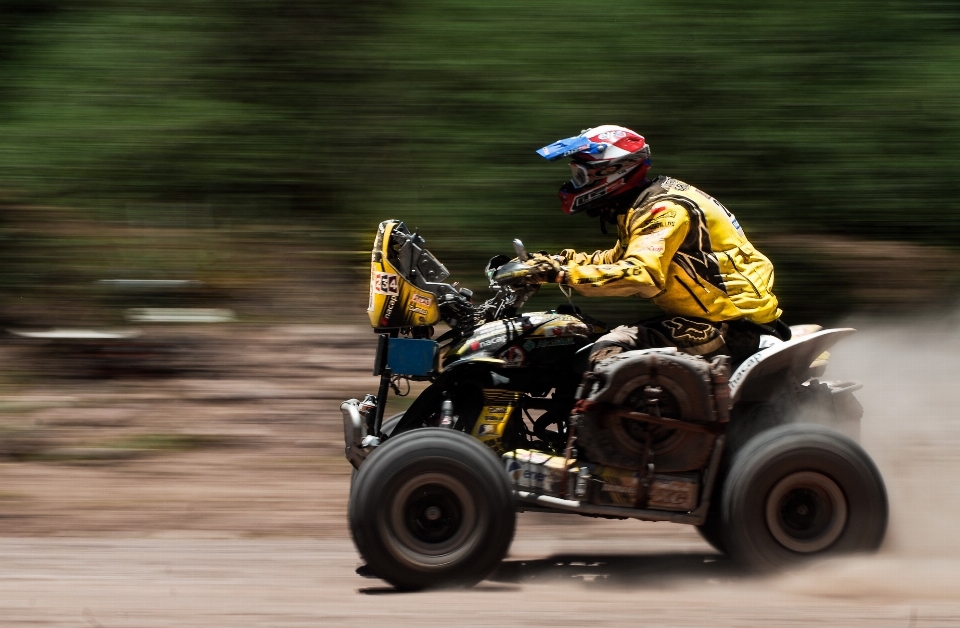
[341,399,368,469]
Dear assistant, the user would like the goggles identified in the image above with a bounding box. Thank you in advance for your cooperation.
[567,148,651,189]
[569,162,591,189]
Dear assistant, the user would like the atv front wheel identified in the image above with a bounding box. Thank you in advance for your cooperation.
[349,428,515,590]
[348,413,404,490]
[721,424,887,571]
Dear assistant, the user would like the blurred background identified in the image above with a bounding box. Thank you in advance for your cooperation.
[4,3,960,621]
[1,0,959,328]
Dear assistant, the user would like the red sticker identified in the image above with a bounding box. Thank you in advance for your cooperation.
[504,346,526,367]
[650,203,670,217]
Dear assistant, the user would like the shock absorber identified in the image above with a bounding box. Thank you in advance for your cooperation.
[358,393,378,435]
[439,399,456,428]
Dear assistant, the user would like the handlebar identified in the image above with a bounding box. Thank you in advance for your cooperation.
[437,239,557,332]
[491,259,542,286]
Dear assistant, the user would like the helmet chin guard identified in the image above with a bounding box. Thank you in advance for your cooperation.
[558,164,649,215]
[537,125,651,215]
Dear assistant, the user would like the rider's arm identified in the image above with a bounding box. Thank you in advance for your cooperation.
[560,203,690,298]
[558,241,623,267]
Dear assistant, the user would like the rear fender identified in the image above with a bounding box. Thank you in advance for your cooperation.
[729,328,856,406]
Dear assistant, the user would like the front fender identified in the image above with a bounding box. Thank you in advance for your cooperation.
[392,358,505,438]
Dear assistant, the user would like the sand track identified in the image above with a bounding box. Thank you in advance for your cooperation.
[1,322,960,626]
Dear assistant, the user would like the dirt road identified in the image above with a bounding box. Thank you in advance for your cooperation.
[4,532,960,628]
[2,322,960,626]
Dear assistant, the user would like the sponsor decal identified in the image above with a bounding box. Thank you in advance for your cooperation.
[503,346,526,367]
[410,293,432,308]
[639,230,666,254]
[379,295,398,326]
[662,318,716,342]
[526,337,576,349]
[483,335,506,347]
[729,352,764,388]
[641,219,675,234]
[483,389,522,403]
[649,207,676,220]
[524,469,547,483]
[469,334,506,352]
[371,223,386,262]
[505,459,523,482]
[517,319,536,332]
[602,484,638,494]
[662,177,690,192]
[408,304,428,315]
[486,407,507,415]
[573,179,625,207]
[596,129,626,141]
[730,216,744,236]
[468,324,509,343]
[478,423,499,436]
[372,272,399,296]
[545,322,590,337]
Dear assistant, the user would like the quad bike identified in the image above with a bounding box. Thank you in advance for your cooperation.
[343,220,887,590]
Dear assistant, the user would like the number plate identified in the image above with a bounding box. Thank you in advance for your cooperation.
[372,272,399,295]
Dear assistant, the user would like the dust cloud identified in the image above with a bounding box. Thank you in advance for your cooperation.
[776,314,960,601]
[829,315,960,556]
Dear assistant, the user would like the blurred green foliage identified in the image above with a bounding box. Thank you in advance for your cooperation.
[1,0,959,323]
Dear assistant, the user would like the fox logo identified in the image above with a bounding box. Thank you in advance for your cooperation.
[663,318,716,343]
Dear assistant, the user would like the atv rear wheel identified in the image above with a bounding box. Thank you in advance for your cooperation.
[721,424,887,571]
[349,428,515,590]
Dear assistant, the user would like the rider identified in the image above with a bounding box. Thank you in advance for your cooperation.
[532,125,789,367]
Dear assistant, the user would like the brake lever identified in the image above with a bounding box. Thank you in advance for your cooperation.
[513,239,529,262]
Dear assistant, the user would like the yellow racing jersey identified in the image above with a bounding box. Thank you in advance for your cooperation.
[560,176,781,324]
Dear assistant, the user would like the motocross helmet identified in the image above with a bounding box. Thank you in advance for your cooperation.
[536,125,651,215]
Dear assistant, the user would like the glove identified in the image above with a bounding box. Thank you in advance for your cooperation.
[526,253,564,283]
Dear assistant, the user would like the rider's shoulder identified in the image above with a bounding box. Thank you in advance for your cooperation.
[634,175,693,205]
[626,192,693,233]
[656,175,693,192]
[632,176,694,213]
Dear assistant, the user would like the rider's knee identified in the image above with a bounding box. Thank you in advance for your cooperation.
[588,340,630,368]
